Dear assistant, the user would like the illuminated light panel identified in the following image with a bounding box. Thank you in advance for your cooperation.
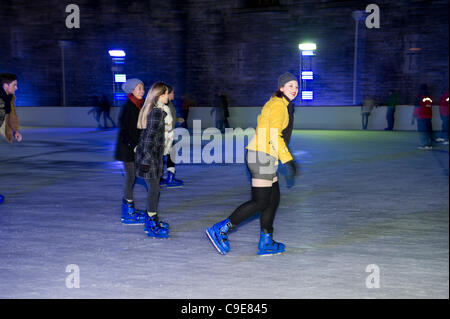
[301,71,313,80]
[299,43,317,51]
[108,50,126,57]
[301,50,315,56]
[114,74,127,83]
[114,93,128,101]
[301,91,314,100]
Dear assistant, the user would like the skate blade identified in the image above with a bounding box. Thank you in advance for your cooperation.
[121,220,145,225]
[206,228,226,255]
[147,235,170,240]
[257,251,284,256]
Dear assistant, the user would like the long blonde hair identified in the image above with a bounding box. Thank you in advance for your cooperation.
[137,81,169,129]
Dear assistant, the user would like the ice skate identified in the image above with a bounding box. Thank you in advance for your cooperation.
[257,229,285,256]
[206,218,232,255]
[166,171,184,188]
[145,214,170,238]
[121,199,146,224]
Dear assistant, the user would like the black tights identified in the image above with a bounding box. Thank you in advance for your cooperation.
[229,182,280,233]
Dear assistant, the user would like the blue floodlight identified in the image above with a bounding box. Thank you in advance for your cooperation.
[114,93,128,101]
[108,50,126,57]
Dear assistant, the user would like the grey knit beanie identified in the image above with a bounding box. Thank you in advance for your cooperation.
[278,72,297,89]
[122,78,143,94]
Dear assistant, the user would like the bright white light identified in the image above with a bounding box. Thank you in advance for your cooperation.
[301,71,313,80]
[299,43,316,51]
[301,50,315,56]
[108,50,126,57]
[422,98,432,103]
[301,91,314,100]
[114,74,127,83]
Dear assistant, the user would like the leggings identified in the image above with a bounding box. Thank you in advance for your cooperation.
[123,161,136,201]
[145,178,160,213]
[123,161,160,212]
[229,181,280,233]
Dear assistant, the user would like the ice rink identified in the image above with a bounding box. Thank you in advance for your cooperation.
[0,127,448,299]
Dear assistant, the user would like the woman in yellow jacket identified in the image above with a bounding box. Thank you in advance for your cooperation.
[206,72,299,255]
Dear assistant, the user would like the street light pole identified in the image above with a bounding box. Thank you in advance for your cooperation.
[352,11,364,105]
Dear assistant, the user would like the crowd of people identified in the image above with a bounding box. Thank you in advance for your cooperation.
[361,85,449,148]
[1,71,448,254]
[114,73,299,254]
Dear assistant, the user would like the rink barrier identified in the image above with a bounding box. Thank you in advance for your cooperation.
[13,105,444,131]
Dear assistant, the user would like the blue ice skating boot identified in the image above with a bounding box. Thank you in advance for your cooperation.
[257,229,285,256]
[143,212,169,232]
[145,213,169,239]
[166,172,184,188]
[160,176,168,187]
[206,218,233,255]
[0,194,4,204]
[121,199,146,224]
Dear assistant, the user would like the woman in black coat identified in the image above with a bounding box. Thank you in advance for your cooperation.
[136,81,170,238]
[115,78,146,224]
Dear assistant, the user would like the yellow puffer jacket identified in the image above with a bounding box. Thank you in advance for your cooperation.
[246,95,293,163]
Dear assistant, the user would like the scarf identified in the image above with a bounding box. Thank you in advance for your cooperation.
[281,94,295,146]
[128,94,144,110]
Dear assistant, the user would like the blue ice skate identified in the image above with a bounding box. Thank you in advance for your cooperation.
[166,172,184,188]
[121,199,146,224]
[143,213,169,232]
[145,215,169,238]
[257,229,285,256]
[206,218,233,255]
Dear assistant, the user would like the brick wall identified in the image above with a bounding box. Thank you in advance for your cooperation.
[1,0,448,107]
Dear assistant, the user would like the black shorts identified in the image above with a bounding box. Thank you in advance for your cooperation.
[246,150,278,181]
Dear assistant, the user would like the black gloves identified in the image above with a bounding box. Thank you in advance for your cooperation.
[285,160,298,179]
[284,160,299,188]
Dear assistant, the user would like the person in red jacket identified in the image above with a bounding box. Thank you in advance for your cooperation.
[412,84,433,149]
[436,90,449,145]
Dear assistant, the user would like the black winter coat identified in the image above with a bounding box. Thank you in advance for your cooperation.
[115,99,141,162]
[135,107,166,179]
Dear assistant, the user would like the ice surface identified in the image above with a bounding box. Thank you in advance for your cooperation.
[0,128,448,298]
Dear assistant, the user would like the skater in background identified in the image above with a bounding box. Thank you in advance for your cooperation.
[136,81,171,238]
[160,84,184,188]
[412,84,433,150]
[384,90,398,131]
[98,94,116,129]
[0,73,23,204]
[115,78,148,224]
[87,96,102,127]
[436,90,449,145]
[210,90,230,133]
[181,94,195,129]
[361,95,376,130]
[88,95,115,129]
[206,72,299,256]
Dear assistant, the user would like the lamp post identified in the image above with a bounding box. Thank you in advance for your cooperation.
[352,11,365,105]
[298,42,316,102]
[108,49,126,107]
[58,40,71,106]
